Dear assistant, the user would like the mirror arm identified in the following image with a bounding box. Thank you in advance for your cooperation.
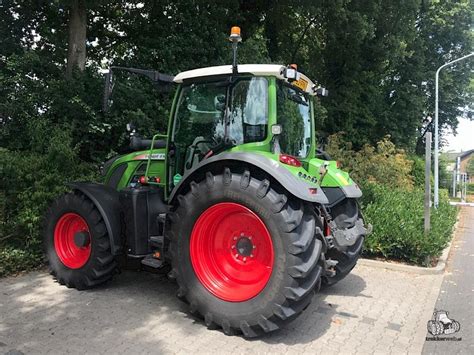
[109,66,174,83]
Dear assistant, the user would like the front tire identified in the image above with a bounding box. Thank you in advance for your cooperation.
[169,168,324,337]
[43,192,117,289]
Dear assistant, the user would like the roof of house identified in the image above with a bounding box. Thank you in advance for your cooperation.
[458,149,474,160]
[443,149,474,162]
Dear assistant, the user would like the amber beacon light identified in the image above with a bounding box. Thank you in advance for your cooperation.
[229,26,242,42]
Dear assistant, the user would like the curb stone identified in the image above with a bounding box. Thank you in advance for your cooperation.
[358,211,461,275]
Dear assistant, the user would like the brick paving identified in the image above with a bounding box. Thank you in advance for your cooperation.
[0,260,444,354]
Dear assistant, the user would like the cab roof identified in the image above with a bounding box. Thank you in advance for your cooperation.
[173,64,317,95]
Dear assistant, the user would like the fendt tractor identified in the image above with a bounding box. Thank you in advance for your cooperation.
[44,27,371,337]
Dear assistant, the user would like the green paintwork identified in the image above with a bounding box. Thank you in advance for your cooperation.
[104,149,166,190]
[104,74,359,201]
[307,159,354,187]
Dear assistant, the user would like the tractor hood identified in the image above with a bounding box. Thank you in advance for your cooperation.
[307,158,362,207]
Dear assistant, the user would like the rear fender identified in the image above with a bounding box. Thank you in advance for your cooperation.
[169,152,329,204]
[68,182,123,255]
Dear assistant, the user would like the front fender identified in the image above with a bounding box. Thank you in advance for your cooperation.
[169,152,329,204]
[68,182,123,255]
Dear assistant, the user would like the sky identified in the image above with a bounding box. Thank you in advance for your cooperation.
[442,117,474,152]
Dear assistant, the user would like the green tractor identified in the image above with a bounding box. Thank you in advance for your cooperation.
[43,27,371,337]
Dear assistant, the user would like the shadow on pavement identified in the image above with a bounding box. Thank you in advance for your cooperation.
[259,272,368,345]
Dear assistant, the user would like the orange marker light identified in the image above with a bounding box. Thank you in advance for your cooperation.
[230,26,241,36]
[229,26,242,42]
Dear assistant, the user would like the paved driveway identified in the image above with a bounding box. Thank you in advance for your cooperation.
[1,260,443,354]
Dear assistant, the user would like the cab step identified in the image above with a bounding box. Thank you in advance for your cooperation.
[141,255,164,269]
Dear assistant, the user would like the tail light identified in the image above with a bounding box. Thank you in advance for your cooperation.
[279,154,302,167]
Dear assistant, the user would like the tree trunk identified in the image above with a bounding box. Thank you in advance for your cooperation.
[66,0,87,78]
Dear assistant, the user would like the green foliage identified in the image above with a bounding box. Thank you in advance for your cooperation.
[467,183,474,194]
[325,133,414,189]
[0,247,41,277]
[362,186,457,266]
[0,129,97,254]
[325,134,458,266]
[409,155,426,188]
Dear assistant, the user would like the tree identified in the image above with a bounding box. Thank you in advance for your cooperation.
[66,0,87,77]
[1,0,472,156]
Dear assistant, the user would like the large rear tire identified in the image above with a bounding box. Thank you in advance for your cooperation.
[43,192,117,289]
[169,168,324,337]
[322,198,364,286]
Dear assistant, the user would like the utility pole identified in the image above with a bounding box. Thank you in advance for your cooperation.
[452,160,457,198]
[424,132,432,234]
[434,52,474,208]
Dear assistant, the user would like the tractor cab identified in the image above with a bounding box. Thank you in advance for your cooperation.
[168,63,326,190]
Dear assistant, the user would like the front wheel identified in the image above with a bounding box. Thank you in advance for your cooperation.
[43,192,117,289]
[169,168,324,337]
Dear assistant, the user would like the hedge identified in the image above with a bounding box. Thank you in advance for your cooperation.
[362,185,457,266]
[0,132,97,277]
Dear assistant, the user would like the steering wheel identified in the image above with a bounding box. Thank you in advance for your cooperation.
[184,137,215,170]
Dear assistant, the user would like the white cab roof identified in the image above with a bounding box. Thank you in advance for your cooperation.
[173,64,317,95]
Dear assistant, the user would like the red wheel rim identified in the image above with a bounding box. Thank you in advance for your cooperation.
[54,213,91,269]
[190,202,274,302]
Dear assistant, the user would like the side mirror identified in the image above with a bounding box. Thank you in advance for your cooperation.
[102,71,114,112]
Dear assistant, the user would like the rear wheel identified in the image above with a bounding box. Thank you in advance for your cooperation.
[169,168,323,337]
[323,199,364,286]
[43,192,117,289]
